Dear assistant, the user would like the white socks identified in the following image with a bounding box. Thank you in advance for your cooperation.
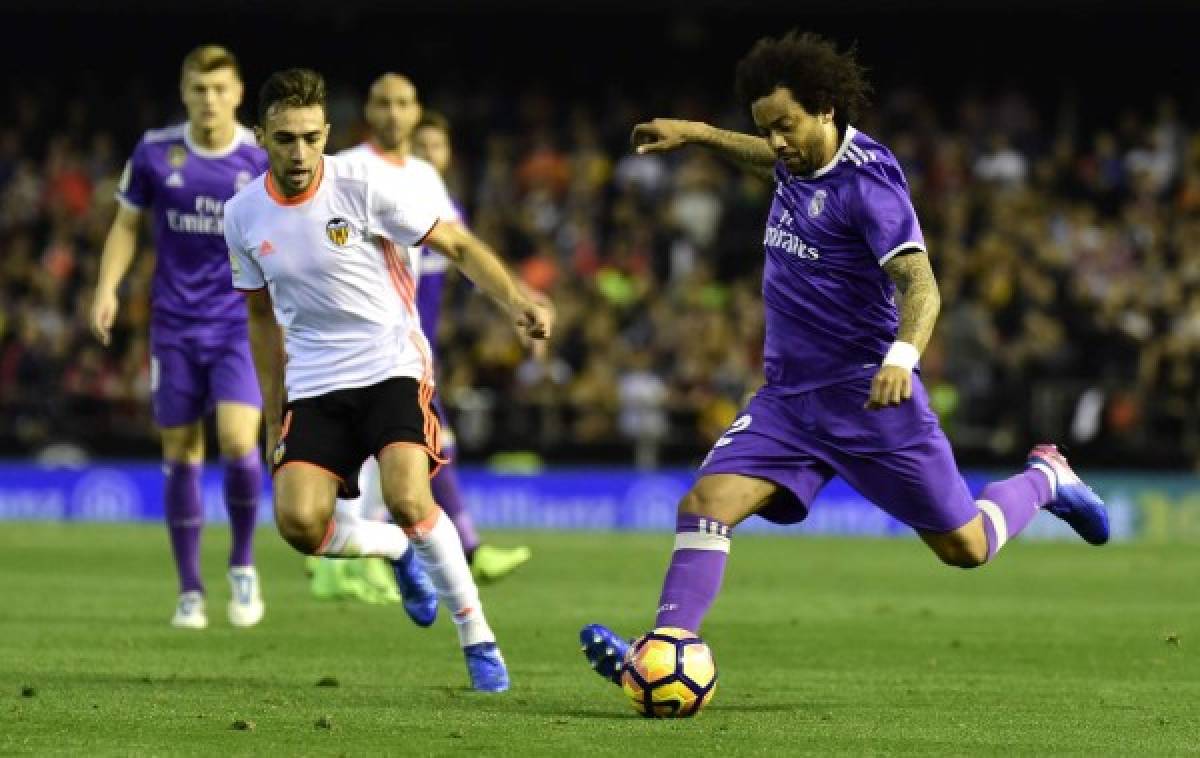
[406,507,494,647]
[317,509,410,560]
[325,459,410,557]
[327,477,493,649]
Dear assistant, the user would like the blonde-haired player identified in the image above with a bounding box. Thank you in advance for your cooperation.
[91,45,266,630]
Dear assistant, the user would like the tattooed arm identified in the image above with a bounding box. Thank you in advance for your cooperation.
[631,119,777,183]
[885,251,941,353]
[866,250,941,410]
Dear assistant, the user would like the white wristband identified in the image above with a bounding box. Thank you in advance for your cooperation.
[882,341,920,371]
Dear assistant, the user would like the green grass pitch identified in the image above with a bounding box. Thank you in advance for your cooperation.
[1,524,1196,755]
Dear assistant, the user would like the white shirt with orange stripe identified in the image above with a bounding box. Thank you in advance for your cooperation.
[338,143,461,293]
[224,154,440,402]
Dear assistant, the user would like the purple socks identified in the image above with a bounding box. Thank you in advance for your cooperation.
[224,451,262,568]
[165,461,204,594]
[977,469,1053,560]
[654,513,732,633]
[432,447,481,560]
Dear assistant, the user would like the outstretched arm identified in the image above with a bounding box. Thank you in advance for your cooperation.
[631,118,776,183]
[422,222,554,343]
[866,251,941,410]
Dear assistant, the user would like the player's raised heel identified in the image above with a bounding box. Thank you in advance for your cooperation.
[463,642,510,692]
[227,566,264,627]
[579,623,630,686]
[391,547,438,627]
[1027,444,1110,545]
[171,590,208,630]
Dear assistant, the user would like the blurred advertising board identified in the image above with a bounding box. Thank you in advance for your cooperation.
[1,463,1194,541]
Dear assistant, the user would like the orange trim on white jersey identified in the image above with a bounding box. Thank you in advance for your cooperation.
[265,159,324,206]
[380,238,417,315]
[375,218,444,471]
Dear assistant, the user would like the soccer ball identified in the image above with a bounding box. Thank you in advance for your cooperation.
[621,627,717,718]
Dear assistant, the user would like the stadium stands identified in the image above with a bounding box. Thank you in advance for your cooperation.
[2,81,1196,468]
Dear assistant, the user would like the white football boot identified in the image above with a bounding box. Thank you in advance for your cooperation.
[171,590,208,630]
[227,566,265,628]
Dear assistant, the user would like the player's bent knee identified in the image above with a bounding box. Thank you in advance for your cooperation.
[382,493,430,528]
[275,509,329,555]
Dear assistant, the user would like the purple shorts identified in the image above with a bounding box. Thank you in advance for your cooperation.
[149,323,262,428]
[700,376,976,534]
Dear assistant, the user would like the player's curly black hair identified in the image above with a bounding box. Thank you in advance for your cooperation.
[734,31,872,134]
[257,68,327,125]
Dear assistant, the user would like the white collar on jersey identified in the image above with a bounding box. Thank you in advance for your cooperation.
[183,124,252,159]
[793,125,858,181]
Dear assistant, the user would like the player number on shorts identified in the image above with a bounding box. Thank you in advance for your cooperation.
[701,414,752,468]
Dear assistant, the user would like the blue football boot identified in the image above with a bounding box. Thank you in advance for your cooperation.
[1027,444,1110,545]
[391,546,438,627]
[580,623,630,686]
[464,641,510,692]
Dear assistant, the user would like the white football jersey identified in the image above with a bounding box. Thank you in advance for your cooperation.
[225,154,441,401]
[337,142,461,279]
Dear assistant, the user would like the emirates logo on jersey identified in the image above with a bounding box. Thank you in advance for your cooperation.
[325,217,351,247]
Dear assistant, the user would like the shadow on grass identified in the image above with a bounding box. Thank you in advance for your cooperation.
[522,701,809,720]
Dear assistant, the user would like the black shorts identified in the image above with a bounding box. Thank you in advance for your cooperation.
[272,377,446,499]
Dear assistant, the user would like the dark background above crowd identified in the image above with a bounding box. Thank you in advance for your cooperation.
[2,6,1198,468]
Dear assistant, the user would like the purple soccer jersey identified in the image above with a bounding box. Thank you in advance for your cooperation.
[416,198,466,353]
[701,126,978,533]
[116,124,267,425]
[117,124,267,327]
[760,126,925,392]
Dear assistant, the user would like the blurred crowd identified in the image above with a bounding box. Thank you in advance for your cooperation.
[2,79,1198,468]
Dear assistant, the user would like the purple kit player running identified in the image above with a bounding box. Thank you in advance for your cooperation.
[91,46,267,630]
[581,32,1109,685]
